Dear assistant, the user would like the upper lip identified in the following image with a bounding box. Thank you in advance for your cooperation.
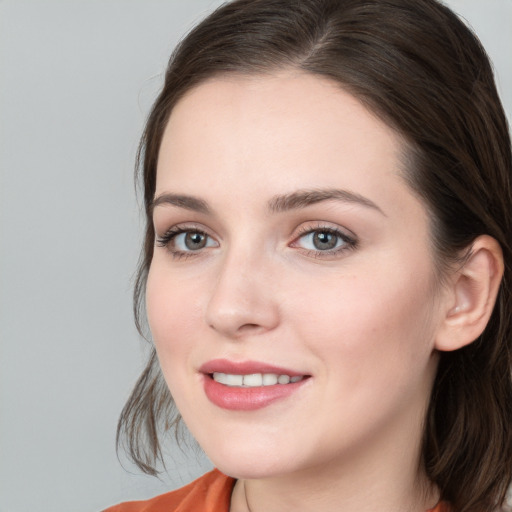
[199,358,307,377]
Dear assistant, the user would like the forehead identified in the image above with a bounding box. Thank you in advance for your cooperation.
[162,72,401,166]
[156,72,412,216]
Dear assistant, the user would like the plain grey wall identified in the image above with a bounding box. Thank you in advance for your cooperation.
[0,1,510,511]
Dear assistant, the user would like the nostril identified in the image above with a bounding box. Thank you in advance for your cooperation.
[208,321,261,332]
[237,323,264,333]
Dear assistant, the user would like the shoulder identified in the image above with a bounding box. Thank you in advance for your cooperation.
[427,502,452,512]
[102,469,235,512]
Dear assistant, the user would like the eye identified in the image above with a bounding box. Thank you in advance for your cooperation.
[301,230,342,250]
[174,231,214,251]
[156,226,218,257]
[291,226,357,256]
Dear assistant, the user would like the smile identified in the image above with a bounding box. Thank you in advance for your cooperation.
[200,359,311,411]
[212,372,304,387]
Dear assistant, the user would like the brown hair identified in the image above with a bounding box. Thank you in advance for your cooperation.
[117,1,512,510]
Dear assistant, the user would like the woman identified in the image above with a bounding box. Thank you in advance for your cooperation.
[106,0,512,511]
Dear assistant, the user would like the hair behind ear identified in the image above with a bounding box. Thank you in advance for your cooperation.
[424,235,511,510]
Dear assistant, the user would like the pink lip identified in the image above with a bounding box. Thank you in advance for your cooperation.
[199,359,310,411]
[199,359,305,377]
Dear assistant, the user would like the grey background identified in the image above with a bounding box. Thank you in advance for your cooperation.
[0,1,510,511]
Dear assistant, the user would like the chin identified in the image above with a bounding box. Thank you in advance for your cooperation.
[198,434,307,481]
[213,458,291,480]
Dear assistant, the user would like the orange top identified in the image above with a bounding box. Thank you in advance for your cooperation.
[103,469,450,512]
[103,469,233,512]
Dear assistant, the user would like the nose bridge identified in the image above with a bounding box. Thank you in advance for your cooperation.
[205,237,279,338]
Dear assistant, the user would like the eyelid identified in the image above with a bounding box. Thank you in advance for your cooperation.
[156,222,205,240]
[293,221,356,240]
[155,222,219,258]
[289,222,358,257]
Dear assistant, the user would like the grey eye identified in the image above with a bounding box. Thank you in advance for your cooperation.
[184,232,207,250]
[312,231,338,250]
[173,231,216,251]
[297,229,347,251]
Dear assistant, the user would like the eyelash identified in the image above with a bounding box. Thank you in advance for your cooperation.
[155,223,358,260]
[155,225,214,260]
[292,224,358,258]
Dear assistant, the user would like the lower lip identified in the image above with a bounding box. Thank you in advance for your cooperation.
[203,375,308,411]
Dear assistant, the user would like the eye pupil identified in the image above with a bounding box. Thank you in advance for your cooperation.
[185,232,207,250]
[313,231,337,250]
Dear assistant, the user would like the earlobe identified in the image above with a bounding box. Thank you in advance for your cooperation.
[435,235,504,352]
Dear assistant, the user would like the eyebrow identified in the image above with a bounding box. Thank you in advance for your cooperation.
[151,188,385,216]
[151,193,210,214]
[268,188,386,216]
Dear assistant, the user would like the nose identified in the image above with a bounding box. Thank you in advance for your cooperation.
[204,248,280,339]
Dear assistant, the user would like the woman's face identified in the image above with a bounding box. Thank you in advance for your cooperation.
[147,73,445,480]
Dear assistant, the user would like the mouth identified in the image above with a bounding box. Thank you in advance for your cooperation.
[199,359,311,411]
[211,372,305,387]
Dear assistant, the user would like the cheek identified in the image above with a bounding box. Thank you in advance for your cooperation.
[145,263,209,417]
[288,269,438,445]
[289,261,437,383]
[146,262,202,361]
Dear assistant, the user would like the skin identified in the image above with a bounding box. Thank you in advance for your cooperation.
[147,72,459,512]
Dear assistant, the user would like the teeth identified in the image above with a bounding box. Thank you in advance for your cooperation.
[225,374,243,386]
[212,372,304,387]
[243,373,263,386]
[262,373,278,385]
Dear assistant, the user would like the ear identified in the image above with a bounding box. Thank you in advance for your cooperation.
[435,235,504,352]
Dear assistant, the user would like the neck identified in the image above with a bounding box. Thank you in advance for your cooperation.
[232,452,437,512]
[230,406,438,512]
[235,460,436,512]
